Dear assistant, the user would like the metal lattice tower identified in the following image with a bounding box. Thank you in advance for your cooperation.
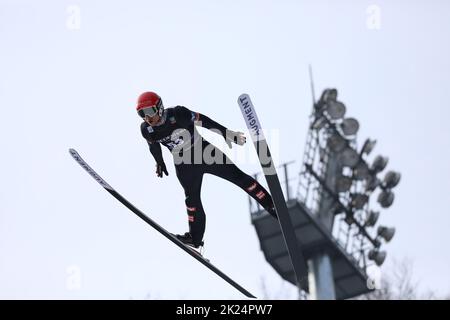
[248,83,400,300]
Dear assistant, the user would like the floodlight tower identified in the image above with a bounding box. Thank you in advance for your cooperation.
[301,85,400,299]
[247,71,401,300]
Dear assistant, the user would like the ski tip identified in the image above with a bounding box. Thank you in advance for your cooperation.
[69,148,82,160]
[68,148,77,155]
[68,148,115,191]
[238,93,250,103]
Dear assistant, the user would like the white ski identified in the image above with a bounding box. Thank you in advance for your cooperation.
[69,148,256,299]
[237,94,308,289]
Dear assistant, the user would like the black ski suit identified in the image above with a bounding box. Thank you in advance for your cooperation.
[140,106,277,246]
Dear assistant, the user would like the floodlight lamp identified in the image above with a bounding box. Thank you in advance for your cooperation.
[339,147,360,168]
[377,190,394,208]
[340,118,360,136]
[368,249,387,266]
[323,88,338,102]
[384,171,401,189]
[361,139,377,155]
[311,116,327,130]
[351,193,369,209]
[377,226,396,242]
[326,101,346,120]
[365,210,380,227]
[371,155,388,173]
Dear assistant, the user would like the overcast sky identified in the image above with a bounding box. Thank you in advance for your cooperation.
[1,0,449,299]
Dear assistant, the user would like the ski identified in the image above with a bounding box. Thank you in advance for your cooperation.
[237,94,309,289]
[69,148,256,299]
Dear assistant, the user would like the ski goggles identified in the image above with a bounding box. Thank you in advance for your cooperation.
[137,99,163,118]
[138,106,159,118]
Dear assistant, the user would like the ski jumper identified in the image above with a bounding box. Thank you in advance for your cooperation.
[140,106,277,246]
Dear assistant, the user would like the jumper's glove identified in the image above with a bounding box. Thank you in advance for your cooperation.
[156,162,168,178]
[225,130,246,149]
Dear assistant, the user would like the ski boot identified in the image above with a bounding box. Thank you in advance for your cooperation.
[175,232,204,248]
[172,232,209,261]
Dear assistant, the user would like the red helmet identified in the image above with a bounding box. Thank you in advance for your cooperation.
[136,91,164,118]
